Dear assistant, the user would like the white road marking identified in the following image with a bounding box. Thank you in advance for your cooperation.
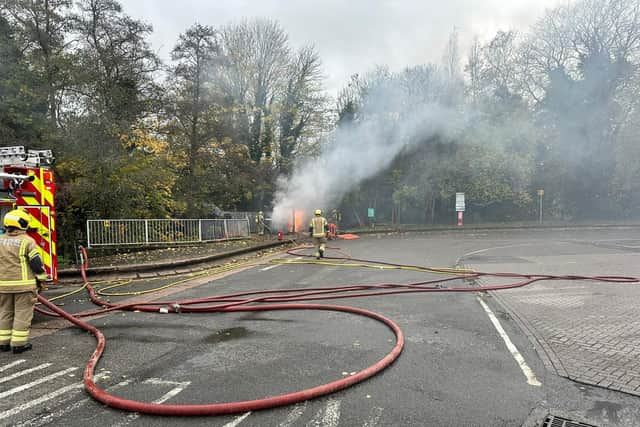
[112,380,192,427]
[305,399,341,427]
[0,363,52,384]
[15,377,129,427]
[477,297,541,386]
[261,257,303,271]
[456,243,535,265]
[0,367,78,399]
[278,402,307,427]
[363,407,384,427]
[0,359,26,373]
[0,383,84,419]
[222,411,252,427]
[143,378,191,387]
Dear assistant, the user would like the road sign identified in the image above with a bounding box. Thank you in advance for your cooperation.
[455,193,465,212]
[537,189,544,196]
[367,208,375,218]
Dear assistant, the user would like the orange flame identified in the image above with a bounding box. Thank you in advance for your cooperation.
[287,209,306,233]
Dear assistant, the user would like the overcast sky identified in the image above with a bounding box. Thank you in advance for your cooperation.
[119,0,565,94]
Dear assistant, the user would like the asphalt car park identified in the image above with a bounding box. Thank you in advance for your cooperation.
[2,228,640,426]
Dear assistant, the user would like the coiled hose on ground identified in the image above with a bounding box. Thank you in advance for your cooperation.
[35,245,638,416]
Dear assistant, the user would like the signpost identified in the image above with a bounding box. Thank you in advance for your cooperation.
[368,208,375,228]
[537,189,544,224]
[455,192,465,227]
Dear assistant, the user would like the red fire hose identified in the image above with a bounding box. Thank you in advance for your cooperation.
[35,245,638,416]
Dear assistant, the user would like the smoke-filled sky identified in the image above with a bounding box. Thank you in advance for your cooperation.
[119,0,567,227]
[120,0,564,93]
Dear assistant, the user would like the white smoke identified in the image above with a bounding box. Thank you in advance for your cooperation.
[271,100,467,229]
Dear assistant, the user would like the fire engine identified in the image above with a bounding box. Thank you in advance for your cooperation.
[0,146,57,281]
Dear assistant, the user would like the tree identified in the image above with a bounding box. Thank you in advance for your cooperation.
[530,0,640,217]
[277,45,326,176]
[3,0,72,129]
[166,23,222,214]
[0,13,49,144]
[72,0,161,129]
[219,19,290,162]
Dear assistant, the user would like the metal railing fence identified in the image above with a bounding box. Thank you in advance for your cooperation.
[221,211,272,234]
[87,218,250,248]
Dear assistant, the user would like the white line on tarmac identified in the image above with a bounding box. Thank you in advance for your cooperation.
[362,407,384,427]
[278,402,307,427]
[305,399,341,427]
[0,367,78,399]
[261,257,303,271]
[143,377,191,387]
[0,383,84,420]
[222,411,252,427]
[15,377,129,427]
[0,363,52,384]
[477,297,541,386]
[0,359,26,373]
[112,381,192,427]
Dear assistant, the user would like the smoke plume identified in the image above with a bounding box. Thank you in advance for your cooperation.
[271,90,467,228]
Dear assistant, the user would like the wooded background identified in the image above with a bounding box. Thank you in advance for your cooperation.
[3,0,640,257]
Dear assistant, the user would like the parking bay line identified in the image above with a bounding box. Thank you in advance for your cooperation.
[0,382,84,420]
[260,257,302,271]
[15,378,131,427]
[0,367,78,400]
[305,399,341,427]
[477,297,541,387]
[0,359,26,373]
[223,412,252,427]
[112,380,192,427]
[0,363,52,385]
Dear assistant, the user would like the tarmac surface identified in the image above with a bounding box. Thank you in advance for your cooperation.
[459,233,640,397]
[3,227,640,426]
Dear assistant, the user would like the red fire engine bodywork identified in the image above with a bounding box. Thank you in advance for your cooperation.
[1,163,57,281]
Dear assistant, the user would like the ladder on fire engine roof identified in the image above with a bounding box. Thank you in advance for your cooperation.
[0,146,55,168]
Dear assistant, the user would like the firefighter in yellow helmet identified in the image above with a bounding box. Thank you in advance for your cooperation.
[309,209,328,259]
[0,209,49,354]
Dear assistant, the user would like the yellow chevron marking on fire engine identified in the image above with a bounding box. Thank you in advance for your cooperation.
[21,213,52,268]
[29,174,54,207]
[39,169,44,205]
[21,196,40,208]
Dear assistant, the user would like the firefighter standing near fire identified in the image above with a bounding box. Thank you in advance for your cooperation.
[0,209,49,354]
[309,209,328,259]
[256,211,265,235]
[331,209,341,231]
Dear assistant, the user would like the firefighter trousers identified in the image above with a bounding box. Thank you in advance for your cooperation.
[0,291,37,347]
[312,236,327,258]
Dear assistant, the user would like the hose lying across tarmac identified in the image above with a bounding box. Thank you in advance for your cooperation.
[35,245,639,416]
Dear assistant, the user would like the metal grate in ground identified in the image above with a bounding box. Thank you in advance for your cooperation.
[542,415,598,427]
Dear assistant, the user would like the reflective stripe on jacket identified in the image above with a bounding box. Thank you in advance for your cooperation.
[310,216,327,238]
[0,231,39,292]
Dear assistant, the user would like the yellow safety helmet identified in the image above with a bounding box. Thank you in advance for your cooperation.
[3,209,32,230]
[314,209,322,216]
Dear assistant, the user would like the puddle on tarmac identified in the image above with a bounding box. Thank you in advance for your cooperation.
[205,327,250,343]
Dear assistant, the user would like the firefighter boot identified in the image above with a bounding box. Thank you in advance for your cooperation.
[0,344,9,352]
[319,248,324,258]
[12,343,32,354]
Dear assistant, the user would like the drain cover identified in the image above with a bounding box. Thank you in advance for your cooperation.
[542,415,598,427]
